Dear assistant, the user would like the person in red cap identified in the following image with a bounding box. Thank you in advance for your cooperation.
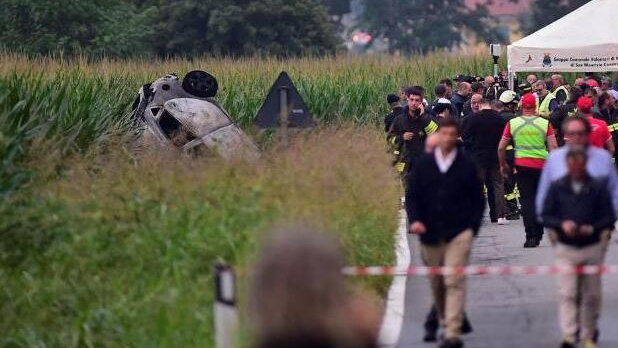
[585,78,599,88]
[499,93,558,247]
[577,96,615,155]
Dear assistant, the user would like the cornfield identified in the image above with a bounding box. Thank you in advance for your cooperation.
[0,52,498,195]
[0,53,494,348]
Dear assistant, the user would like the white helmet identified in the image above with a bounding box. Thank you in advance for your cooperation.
[499,90,518,104]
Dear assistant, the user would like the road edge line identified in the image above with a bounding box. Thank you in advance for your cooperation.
[377,208,411,348]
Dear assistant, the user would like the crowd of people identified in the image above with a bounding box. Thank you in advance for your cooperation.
[386,73,618,348]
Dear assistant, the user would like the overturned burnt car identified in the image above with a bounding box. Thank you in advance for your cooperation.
[132,70,260,161]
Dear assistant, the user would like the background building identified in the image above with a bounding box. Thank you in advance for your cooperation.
[461,0,535,52]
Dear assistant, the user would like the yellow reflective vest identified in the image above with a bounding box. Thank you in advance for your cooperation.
[553,85,569,105]
[509,116,550,160]
[536,93,557,118]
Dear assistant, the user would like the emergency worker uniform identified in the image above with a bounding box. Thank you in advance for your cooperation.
[388,106,438,178]
[502,114,554,246]
[553,85,569,106]
[551,101,578,146]
[385,105,403,134]
[499,110,520,219]
[536,93,558,118]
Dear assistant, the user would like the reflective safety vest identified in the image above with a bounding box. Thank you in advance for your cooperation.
[553,85,569,105]
[535,93,557,118]
[509,116,550,160]
[505,185,520,201]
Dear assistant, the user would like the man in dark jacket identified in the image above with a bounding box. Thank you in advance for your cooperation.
[463,98,508,224]
[388,86,439,178]
[407,118,485,348]
[450,82,471,120]
[441,78,454,99]
[551,87,584,146]
[429,85,458,119]
[493,93,521,220]
[462,82,485,118]
[384,94,403,134]
[541,146,615,348]
[459,93,482,151]
[483,75,501,101]
[428,84,448,110]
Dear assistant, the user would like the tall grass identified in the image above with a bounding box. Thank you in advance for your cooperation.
[0,72,134,195]
[0,126,400,348]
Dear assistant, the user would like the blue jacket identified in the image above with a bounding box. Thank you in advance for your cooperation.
[450,93,467,120]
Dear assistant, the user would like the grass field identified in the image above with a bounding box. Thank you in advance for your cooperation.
[0,53,496,348]
[0,126,400,348]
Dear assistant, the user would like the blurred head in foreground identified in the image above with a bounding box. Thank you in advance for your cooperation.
[566,146,588,181]
[250,225,380,348]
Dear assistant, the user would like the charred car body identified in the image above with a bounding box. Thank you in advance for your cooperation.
[132,70,260,161]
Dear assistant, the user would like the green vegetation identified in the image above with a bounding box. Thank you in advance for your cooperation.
[0,0,340,58]
[359,0,504,54]
[0,53,498,196]
[0,53,497,347]
[0,126,400,348]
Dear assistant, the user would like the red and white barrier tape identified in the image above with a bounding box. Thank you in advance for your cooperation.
[343,265,618,277]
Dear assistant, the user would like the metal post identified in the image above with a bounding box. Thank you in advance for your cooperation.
[490,43,502,78]
[279,86,289,147]
[214,263,238,348]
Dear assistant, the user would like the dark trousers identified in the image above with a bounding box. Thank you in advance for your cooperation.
[477,164,506,220]
[425,305,472,334]
[515,166,544,239]
[504,175,520,216]
[425,305,440,333]
[504,151,520,216]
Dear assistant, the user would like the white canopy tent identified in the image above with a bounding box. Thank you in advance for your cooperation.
[507,0,618,77]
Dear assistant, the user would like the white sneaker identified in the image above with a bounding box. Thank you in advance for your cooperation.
[498,218,509,225]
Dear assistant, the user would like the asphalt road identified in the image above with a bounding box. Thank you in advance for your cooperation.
[396,215,618,348]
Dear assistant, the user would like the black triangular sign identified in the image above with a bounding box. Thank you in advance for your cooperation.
[254,71,314,128]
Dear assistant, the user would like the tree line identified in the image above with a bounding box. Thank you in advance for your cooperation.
[0,0,340,58]
[0,0,592,58]
[358,0,593,54]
